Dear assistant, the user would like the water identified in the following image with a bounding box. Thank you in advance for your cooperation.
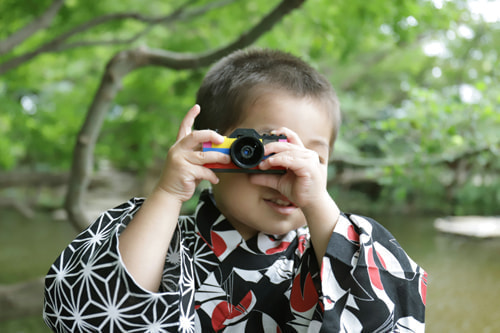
[0,209,77,332]
[1,210,499,332]
[381,216,500,332]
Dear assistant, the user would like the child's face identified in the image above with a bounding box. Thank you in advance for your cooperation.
[212,90,334,239]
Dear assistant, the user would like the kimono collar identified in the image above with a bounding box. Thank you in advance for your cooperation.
[194,190,297,261]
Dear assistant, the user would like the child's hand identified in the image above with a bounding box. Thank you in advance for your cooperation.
[251,127,339,266]
[155,105,230,202]
[250,127,329,210]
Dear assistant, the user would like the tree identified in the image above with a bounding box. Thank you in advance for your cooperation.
[1,0,307,230]
[60,0,308,231]
[2,0,499,224]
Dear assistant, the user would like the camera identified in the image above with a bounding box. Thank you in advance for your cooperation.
[203,128,287,173]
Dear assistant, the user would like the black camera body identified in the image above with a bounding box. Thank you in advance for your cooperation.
[202,128,287,173]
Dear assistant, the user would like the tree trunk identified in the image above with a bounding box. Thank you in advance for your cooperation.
[65,0,306,232]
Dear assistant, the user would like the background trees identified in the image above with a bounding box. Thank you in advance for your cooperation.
[1,0,499,222]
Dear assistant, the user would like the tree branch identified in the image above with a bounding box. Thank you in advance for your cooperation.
[0,171,68,188]
[0,171,110,189]
[0,0,65,55]
[65,0,306,231]
[328,143,499,190]
[56,0,240,51]
[0,198,35,219]
[57,27,154,51]
[0,0,238,75]
[331,142,499,168]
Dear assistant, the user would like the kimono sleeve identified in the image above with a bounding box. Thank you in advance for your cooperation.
[320,213,427,333]
[43,198,195,333]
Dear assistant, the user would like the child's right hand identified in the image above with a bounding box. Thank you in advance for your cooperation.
[155,105,230,202]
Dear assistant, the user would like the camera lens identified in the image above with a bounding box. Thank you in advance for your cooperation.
[241,146,254,158]
[230,136,264,169]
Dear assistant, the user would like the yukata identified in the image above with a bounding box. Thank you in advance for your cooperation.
[43,190,427,332]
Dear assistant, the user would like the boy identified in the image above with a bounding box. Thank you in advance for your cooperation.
[44,49,426,332]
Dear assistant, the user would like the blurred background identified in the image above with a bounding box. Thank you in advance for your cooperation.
[0,0,499,331]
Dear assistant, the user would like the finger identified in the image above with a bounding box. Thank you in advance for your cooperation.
[262,137,310,163]
[263,141,294,157]
[271,127,304,147]
[180,129,225,150]
[188,150,231,166]
[249,174,281,191]
[177,105,201,141]
[194,166,221,185]
[261,150,316,174]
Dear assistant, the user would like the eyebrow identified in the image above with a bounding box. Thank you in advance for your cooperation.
[308,138,330,155]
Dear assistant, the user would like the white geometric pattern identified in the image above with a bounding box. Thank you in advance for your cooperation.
[44,191,426,332]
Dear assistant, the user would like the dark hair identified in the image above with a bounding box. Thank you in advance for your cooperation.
[194,48,341,146]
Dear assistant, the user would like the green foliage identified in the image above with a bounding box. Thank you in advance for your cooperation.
[336,17,500,215]
[1,0,499,214]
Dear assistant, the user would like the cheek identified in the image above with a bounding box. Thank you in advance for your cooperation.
[320,165,329,183]
[213,174,249,198]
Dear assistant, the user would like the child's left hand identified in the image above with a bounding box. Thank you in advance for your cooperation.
[252,127,340,265]
[250,127,329,211]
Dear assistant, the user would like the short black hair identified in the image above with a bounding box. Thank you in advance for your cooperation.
[194,48,341,146]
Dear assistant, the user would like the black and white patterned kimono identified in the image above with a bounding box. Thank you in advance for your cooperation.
[43,190,427,332]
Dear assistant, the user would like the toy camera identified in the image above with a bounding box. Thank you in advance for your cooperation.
[203,128,287,173]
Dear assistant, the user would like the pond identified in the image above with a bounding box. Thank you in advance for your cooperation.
[1,209,499,332]
[382,215,500,333]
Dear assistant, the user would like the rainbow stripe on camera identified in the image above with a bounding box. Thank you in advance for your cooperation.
[202,138,237,153]
[202,137,286,173]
